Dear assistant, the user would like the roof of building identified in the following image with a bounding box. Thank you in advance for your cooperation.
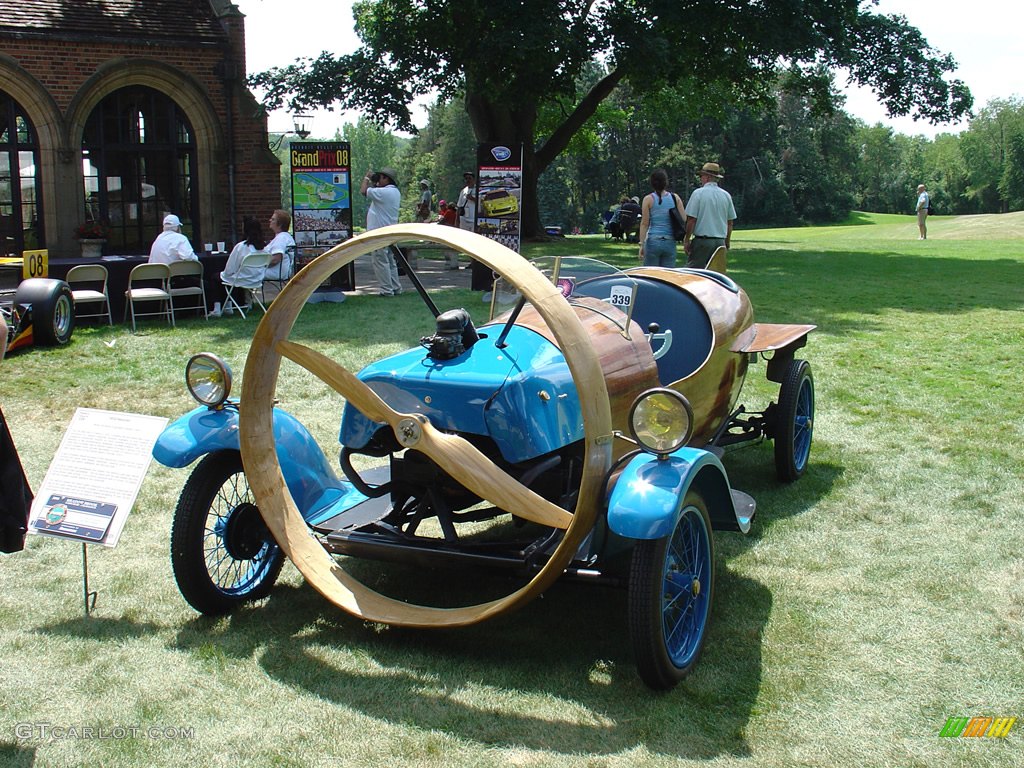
[0,0,230,46]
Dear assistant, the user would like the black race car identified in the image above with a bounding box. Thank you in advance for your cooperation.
[0,259,75,353]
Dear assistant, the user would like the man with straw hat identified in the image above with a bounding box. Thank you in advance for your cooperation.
[360,167,403,296]
[683,162,736,269]
[417,179,432,222]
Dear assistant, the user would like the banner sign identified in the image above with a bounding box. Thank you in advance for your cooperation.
[289,142,353,253]
[475,143,523,252]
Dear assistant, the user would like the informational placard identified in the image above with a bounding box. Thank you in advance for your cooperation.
[475,143,523,252]
[28,409,168,547]
[290,142,353,252]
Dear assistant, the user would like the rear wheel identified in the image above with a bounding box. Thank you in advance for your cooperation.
[773,359,814,482]
[628,490,715,690]
[170,450,284,615]
[15,278,74,346]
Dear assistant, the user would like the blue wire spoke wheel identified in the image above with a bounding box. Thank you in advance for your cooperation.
[628,490,715,689]
[774,359,814,482]
[170,450,284,615]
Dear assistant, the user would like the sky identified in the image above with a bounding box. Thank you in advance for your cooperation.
[234,0,1021,140]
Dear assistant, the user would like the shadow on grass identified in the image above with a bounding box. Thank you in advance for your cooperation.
[169,566,770,760]
[832,211,876,227]
[0,743,36,767]
[35,615,163,640]
[721,443,845,547]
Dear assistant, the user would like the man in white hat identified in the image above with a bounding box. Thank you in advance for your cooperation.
[456,172,477,232]
[360,167,403,296]
[416,179,432,222]
[683,162,736,269]
[915,184,930,240]
[148,213,198,264]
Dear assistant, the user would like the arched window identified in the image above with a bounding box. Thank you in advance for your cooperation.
[82,86,198,254]
[0,92,43,256]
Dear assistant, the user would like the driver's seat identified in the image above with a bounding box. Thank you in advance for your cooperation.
[573,275,714,384]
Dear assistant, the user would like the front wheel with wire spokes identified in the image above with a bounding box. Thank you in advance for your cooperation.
[628,490,715,690]
[170,449,284,615]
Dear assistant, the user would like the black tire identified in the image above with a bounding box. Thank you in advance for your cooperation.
[15,278,74,346]
[628,490,715,690]
[773,359,814,482]
[170,450,284,615]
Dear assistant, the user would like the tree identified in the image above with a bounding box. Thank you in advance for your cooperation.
[251,0,970,237]
[852,124,902,213]
[998,132,1024,212]
[340,117,404,228]
[923,133,968,215]
[959,98,1024,214]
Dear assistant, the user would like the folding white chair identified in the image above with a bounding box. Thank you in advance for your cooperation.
[66,264,112,325]
[222,250,271,319]
[124,263,173,332]
[168,260,208,320]
[261,245,295,304]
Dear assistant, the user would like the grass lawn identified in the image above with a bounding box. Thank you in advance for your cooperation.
[1,211,1021,767]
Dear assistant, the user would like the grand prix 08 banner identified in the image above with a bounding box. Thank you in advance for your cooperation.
[475,143,523,252]
[289,142,353,252]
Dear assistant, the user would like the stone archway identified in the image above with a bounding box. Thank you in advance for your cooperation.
[68,59,224,252]
[0,55,65,254]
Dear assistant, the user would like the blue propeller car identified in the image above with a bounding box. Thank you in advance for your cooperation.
[153,225,814,690]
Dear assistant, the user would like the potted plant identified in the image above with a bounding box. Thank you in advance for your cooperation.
[74,221,111,259]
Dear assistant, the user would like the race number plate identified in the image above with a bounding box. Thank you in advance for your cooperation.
[22,249,49,279]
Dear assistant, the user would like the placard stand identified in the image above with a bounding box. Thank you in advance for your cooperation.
[26,408,168,615]
[82,543,98,615]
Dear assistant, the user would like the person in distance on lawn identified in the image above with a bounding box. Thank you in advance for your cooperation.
[915,184,930,240]
[684,162,736,269]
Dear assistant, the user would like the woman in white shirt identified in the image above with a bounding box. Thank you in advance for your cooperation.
[214,216,267,316]
[221,216,266,284]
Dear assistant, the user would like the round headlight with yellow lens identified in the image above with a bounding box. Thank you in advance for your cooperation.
[186,353,233,407]
[628,388,694,455]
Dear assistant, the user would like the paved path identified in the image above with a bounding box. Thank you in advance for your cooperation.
[348,249,472,296]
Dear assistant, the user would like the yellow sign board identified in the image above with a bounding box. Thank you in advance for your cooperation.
[22,249,49,279]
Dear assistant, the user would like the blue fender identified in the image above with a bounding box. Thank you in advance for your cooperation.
[607,447,751,539]
[152,405,364,523]
[153,406,245,468]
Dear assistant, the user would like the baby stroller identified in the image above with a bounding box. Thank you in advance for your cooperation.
[603,198,641,242]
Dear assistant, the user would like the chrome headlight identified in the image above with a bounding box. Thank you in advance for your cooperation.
[628,388,694,456]
[186,353,233,408]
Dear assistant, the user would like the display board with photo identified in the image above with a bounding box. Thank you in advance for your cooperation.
[475,143,523,253]
[290,142,353,251]
[289,142,354,291]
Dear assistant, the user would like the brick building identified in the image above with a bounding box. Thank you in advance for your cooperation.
[0,0,281,257]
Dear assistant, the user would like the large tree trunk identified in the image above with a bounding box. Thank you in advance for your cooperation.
[465,69,625,239]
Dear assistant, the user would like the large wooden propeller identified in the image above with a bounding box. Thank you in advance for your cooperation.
[239,224,613,627]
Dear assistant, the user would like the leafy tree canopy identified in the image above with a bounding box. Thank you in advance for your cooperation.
[250,0,972,235]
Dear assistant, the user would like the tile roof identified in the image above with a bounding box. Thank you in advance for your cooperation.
[0,0,228,45]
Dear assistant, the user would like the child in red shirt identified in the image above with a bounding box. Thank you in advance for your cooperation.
[437,200,458,227]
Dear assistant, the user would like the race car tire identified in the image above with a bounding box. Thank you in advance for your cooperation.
[628,489,715,690]
[15,278,74,346]
[774,359,814,482]
[171,450,284,615]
